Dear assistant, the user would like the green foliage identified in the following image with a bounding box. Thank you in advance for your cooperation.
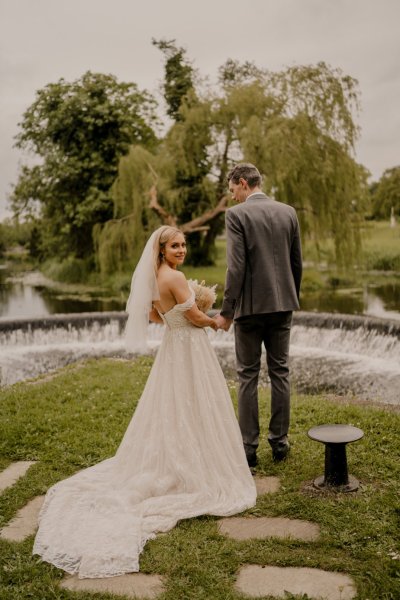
[371,165,400,219]
[363,250,400,272]
[218,63,368,268]
[11,71,158,260]
[361,220,400,271]
[0,358,399,599]
[152,38,195,121]
[10,49,370,274]
[166,95,223,265]
[93,146,161,274]
[42,256,93,284]
[301,269,325,292]
[0,218,33,255]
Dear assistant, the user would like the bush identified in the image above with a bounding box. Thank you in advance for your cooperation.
[42,256,93,283]
[301,269,325,292]
[364,251,400,271]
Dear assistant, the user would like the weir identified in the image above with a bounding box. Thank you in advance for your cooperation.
[1,311,399,405]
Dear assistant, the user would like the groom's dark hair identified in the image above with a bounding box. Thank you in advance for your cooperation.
[227,163,262,188]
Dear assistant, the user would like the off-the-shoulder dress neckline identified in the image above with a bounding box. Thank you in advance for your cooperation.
[155,288,195,316]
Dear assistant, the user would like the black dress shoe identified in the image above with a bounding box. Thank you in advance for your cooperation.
[246,454,258,468]
[270,440,290,462]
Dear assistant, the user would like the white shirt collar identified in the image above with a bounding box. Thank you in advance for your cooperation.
[246,191,262,201]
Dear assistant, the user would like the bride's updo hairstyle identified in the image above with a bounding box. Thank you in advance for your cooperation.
[153,225,184,271]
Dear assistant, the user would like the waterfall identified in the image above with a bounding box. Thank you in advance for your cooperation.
[1,312,399,404]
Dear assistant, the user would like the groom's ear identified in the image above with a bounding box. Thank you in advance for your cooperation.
[239,177,248,189]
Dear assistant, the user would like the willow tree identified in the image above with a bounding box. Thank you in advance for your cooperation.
[94,130,228,273]
[97,53,367,272]
[213,61,368,267]
[93,146,161,274]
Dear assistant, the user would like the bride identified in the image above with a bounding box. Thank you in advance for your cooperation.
[33,225,256,579]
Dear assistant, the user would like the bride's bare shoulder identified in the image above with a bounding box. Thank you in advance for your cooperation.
[158,267,188,294]
[158,266,186,284]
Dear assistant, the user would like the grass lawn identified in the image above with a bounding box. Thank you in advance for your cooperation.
[0,358,399,599]
[360,221,400,271]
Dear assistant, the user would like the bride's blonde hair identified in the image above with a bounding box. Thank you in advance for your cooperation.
[152,225,184,271]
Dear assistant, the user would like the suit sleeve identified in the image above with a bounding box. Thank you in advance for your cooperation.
[220,209,246,319]
[290,214,303,301]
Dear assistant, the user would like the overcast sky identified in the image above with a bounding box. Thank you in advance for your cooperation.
[1,0,399,220]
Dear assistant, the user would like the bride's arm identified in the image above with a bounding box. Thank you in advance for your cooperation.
[169,271,217,330]
[185,304,218,330]
[149,307,163,324]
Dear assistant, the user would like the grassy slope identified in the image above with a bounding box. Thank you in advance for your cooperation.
[0,358,399,599]
[360,221,400,271]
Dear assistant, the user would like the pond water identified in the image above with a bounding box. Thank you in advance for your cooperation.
[0,267,123,319]
[0,265,400,321]
[300,282,400,320]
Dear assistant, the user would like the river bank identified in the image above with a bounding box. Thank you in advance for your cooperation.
[2,261,400,321]
[1,220,399,319]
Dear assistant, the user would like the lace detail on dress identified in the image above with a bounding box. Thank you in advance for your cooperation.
[33,285,256,578]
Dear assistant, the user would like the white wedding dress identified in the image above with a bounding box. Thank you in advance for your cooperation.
[33,289,256,578]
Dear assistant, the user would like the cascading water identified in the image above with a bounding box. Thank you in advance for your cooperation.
[1,312,399,405]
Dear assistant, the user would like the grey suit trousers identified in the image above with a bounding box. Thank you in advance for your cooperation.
[234,311,292,459]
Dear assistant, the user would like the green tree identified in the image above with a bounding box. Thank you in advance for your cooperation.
[93,146,161,274]
[371,166,400,219]
[151,38,195,121]
[99,58,367,272]
[215,61,367,266]
[150,40,224,265]
[0,218,33,256]
[11,71,157,261]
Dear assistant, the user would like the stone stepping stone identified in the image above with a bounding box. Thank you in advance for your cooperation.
[60,573,165,599]
[0,461,36,493]
[254,476,280,496]
[235,564,356,599]
[0,495,44,542]
[218,516,320,541]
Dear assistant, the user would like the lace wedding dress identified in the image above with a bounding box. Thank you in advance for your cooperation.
[33,289,256,578]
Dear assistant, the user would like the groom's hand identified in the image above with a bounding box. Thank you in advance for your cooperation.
[214,314,233,331]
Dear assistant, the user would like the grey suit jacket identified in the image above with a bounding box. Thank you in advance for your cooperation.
[220,193,302,320]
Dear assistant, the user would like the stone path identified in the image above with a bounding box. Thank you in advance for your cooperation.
[0,461,36,493]
[60,573,165,599]
[235,564,356,600]
[0,466,357,599]
[218,515,320,541]
[0,495,44,542]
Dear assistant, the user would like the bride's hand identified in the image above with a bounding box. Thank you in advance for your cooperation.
[209,318,218,331]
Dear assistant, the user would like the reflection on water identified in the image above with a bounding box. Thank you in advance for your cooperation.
[366,282,400,319]
[0,268,125,318]
[1,266,400,320]
[300,290,364,315]
[293,283,400,320]
[38,288,125,314]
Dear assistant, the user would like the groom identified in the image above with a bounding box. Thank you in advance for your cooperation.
[215,163,302,466]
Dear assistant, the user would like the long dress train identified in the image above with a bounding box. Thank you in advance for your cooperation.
[33,290,256,578]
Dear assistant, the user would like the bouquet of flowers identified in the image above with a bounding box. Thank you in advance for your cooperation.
[189,279,217,313]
